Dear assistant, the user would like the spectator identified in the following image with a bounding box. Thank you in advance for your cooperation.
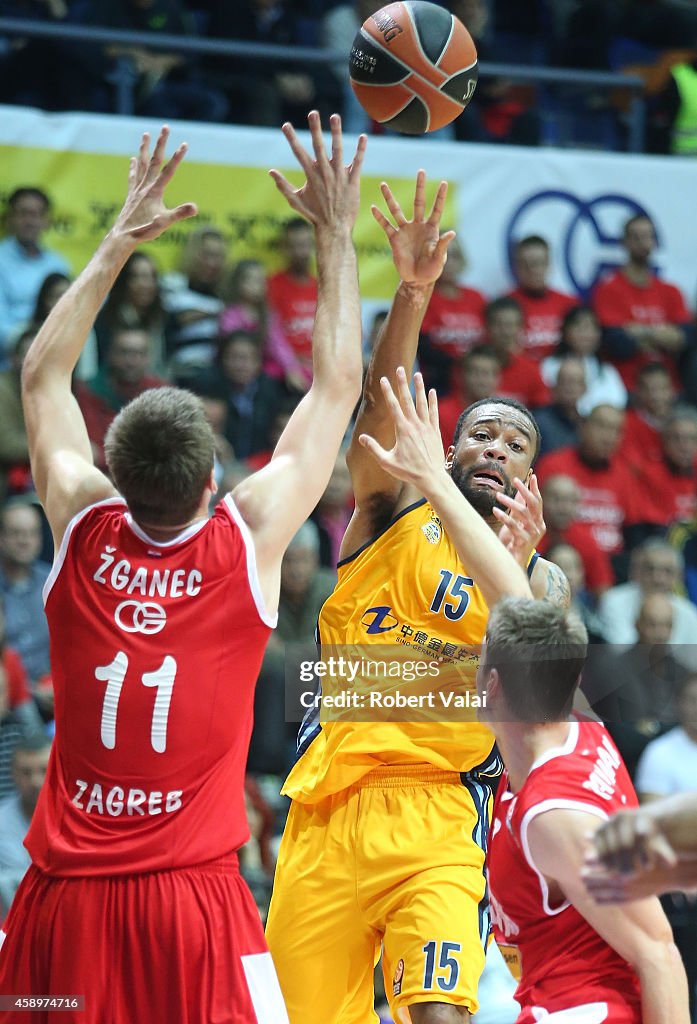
[620,361,674,470]
[362,308,388,367]
[190,330,285,461]
[507,235,578,361]
[248,521,336,778]
[419,235,486,394]
[544,542,605,644]
[161,226,227,377]
[536,404,637,557]
[0,502,51,686]
[0,187,69,362]
[541,306,627,416]
[76,327,167,468]
[319,0,379,133]
[0,605,45,801]
[534,354,586,456]
[311,451,353,569]
[635,673,697,798]
[649,47,697,156]
[268,217,317,380]
[95,252,167,374]
[437,345,502,450]
[597,538,697,651]
[29,272,98,380]
[482,297,549,408]
[669,514,697,604]
[0,735,50,872]
[593,213,692,389]
[244,397,301,473]
[537,475,614,595]
[90,0,227,122]
[220,259,308,392]
[589,593,685,779]
[630,407,697,528]
[0,328,34,500]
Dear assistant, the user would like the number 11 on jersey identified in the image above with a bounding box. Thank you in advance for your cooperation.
[95,652,177,753]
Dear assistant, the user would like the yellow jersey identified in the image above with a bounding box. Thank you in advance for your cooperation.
[283,499,537,803]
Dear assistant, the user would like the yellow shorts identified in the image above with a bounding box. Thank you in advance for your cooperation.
[266,766,491,1024]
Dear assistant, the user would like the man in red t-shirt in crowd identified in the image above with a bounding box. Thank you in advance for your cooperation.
[620,362,675,470]
[630,408,697,527]
[593,214,692,390]
[268,216,318,383]
[419,235,486,393]
[536,403,639,555]
[484,296,549,409]
[538,474,614,594]
[437,344,501,450]
[507,234,578,361]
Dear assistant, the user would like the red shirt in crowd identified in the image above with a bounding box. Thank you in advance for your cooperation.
[507,287,578,361]
[421,286,487,360]
[628,458,697,526]
[2,647,32,708]
[537,522,615,592]
[498,353,550,409]
[592,270,691,389]
[536,446,640,554]
[619,407,663,470]
[268,270,318,367]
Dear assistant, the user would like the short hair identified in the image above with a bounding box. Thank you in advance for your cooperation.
[636,361,671,385]
[462,344,501,369]
[105,388,215,527]
[484,296,523,324]
[632,537,682,572]
[514,235,549,254]
[216,329,261,364]
[283,217,312,236]
[180,227,226,277]
[623,213,653,237]
[7,187,50,212]
[0,497,41,531]
[452,397,542,462]
[13,733,52,761]
[484,598,588,722]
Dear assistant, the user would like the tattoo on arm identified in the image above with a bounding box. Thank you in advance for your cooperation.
[542,562,571,608]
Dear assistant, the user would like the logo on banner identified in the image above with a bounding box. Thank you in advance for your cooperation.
[506,191,656,299]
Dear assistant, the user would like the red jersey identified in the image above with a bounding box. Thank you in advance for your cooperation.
[536,447,639,554]
[421,286,487,359]
[268,270,317,365]
[628,457,697,526]
[489,718,642,1023]
[537,522,614,592]
[592,270,691,388]
[507,287,578,361]
[620,407,663,470]
[27,495,275,877]
[498,352,550,409]
[2,647,31,708]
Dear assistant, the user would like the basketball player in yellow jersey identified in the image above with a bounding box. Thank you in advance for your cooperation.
[266,176,570,1024]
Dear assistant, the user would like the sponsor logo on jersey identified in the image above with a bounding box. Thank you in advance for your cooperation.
[421,518,442,544]
[361,605,398,634]
[115,600,167,635]
[393,959,404,997]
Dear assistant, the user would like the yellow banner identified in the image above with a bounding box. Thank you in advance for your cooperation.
[0,144,455,301]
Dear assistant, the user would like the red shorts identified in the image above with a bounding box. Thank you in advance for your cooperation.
[0,857,288,1024]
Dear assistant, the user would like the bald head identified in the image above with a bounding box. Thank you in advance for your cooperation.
[636,592,673,645]
[542,475,581,531]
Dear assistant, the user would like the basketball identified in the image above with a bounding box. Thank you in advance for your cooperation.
[348,1,478,134]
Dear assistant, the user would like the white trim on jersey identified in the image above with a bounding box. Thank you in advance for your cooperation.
[223,494,278,629]
[0,928,5,952]
[241,952,290,1024]
[519,798,609,917]
[528,720,580,775]
[42,496,127,607]
[124,513,207,548]
[531,1002,609,1022]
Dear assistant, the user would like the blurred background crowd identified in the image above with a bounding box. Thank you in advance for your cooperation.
[3,1,697,1020]
[2,0,697,152]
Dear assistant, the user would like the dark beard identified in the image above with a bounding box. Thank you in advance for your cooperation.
[450,460,516,517]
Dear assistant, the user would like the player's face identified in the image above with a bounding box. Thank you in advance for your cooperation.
[514,243,549,292]
[449,404,534,516]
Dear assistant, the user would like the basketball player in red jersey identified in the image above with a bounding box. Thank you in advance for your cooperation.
[0,113,366,1024]
[481,598,688,1024]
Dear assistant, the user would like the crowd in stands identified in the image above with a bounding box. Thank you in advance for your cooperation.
[2,172,697,1015]
[1,0,697,152]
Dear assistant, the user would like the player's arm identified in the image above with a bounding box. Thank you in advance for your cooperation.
[21,127,197,550]
[341,174,454,554]
[359,369,532,606]
[528,808,690,1024]
[232,113,365,611]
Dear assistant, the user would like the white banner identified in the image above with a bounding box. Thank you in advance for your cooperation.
[1,104,696,311]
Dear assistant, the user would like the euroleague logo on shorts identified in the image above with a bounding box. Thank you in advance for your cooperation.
[115,600,167,635]
[506,190,657,298]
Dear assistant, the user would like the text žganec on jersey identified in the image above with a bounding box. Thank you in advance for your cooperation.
[94,546,202,598]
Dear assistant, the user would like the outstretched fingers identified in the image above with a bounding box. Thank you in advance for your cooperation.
[144,125,170,186]
[413,371,430,423]
[269,169,309,220]
[280,121,314,178]
[412,170,426,222]
[380,181,408,227]
[348,133,368,184]
[157,142,188,191]
[329,112,344,169]
[427,179,449,226]
[307,109,330,171]
[371,204,396,239]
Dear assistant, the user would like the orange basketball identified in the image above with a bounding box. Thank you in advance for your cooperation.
[348,1,478,134]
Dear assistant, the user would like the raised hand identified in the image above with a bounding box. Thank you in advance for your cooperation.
[358,368,445,489]
[372,170,456,286]
[493,474,545,566]
[113,126,197,244]
[269,111,367,229]
[582,809,678,903]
